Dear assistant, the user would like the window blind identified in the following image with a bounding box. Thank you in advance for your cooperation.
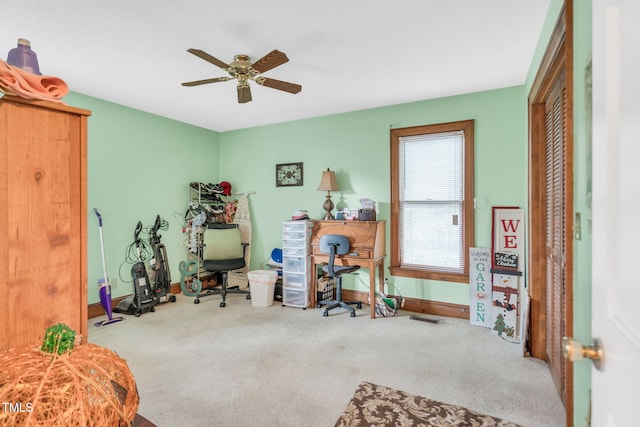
[398,131,464,272]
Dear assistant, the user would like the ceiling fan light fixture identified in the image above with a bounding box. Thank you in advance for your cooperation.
[182,48,302,103]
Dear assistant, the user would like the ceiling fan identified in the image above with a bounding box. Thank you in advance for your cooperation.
[181,48,302,104]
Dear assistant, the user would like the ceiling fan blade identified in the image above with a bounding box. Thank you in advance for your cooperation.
[251,50,289,74]
[181,77,232,87]
[257,77,302,94]
[187,48,230,70]
[237,84,252,103]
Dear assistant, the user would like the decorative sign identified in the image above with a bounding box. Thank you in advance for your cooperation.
[491,207,524,272]
[469,247,492,328]
[490,207,525,341]
[493,252,521,276]
[495,252,518,269]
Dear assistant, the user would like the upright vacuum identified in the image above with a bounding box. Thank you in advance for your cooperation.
[131,221,157,316]
[149,214,176,304]
[93,209,125,327]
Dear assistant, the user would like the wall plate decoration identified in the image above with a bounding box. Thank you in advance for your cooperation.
[276,162,303,187]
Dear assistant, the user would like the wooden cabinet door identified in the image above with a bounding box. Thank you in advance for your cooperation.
[0,97,90,350]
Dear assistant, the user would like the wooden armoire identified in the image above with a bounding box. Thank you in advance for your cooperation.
[0,95,91,351]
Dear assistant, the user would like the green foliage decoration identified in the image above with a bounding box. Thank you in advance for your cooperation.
[40,323,76,355]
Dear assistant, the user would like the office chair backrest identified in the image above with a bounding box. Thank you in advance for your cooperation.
[203,223,243,260]
[319,234,351,256]
[319,234,354,278]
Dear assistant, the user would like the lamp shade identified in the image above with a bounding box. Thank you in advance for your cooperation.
[317,168,339,192]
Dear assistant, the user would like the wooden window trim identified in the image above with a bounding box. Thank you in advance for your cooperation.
[390,119,475,283]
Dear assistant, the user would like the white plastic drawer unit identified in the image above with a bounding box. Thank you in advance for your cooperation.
[283,288,308,307]
[281,220,312,308]
[282,272,307,289]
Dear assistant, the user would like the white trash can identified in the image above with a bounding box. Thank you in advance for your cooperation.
[248,270,278,307]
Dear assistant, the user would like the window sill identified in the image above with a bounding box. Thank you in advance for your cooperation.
[390,266,469,284]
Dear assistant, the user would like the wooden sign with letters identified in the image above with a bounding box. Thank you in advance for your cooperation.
[490,207,525,341]
[469,247,492,328]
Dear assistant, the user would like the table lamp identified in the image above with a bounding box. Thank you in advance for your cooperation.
[317,168,339,220]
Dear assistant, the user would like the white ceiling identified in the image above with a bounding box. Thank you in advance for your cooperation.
[5,1,550,132]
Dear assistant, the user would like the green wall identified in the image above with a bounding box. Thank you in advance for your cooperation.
[220,85,526,303]
[63,92,219,304]
[71,84,528,310]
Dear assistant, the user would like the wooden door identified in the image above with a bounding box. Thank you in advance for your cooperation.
[544,72,569,400]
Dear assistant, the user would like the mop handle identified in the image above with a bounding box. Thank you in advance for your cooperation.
[94,209,103,227]
[93,209,109,286]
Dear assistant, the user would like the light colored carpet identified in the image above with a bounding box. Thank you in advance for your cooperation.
[88,294,565,427]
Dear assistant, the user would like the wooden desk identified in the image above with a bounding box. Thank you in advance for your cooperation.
[310,220,385,318]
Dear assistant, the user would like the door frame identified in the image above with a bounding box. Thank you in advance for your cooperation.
[527,1,574,425]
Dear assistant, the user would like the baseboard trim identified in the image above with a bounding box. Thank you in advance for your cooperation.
[341,289,469,320]
[89,284,469,321]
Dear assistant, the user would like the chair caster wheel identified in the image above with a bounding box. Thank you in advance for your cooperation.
[350,312,356,317]
[170,295,177,303]
[356,303,362,309]
[135,312,141,318]
[194,299,200,304]
[323,311,328,317]
[220,302,226,307]
[151,306,156,312]
[245,295,251,300]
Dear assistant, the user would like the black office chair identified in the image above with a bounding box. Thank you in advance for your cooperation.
[318,234,362,317]
[196,223,251,307]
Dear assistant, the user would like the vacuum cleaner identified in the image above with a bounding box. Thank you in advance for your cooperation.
[149,214,176,304]
[130,221,157,316]
[93,209,125,327]
[115,221,158,316]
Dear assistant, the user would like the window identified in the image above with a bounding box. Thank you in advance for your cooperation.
[390,120,474,283]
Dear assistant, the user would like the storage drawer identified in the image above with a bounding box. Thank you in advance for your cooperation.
[283,221,310,232]
[283,246,307,257]
[283,271,307,289]
[311,246,372,260]
[283,231,306,240]
[282,238,308,249]
[283,288,309,308]
[283,256,308,273]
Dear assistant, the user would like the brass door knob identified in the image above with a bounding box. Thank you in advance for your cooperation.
[562,337,604,371]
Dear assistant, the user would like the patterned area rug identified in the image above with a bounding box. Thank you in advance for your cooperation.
[335,382,522,427]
